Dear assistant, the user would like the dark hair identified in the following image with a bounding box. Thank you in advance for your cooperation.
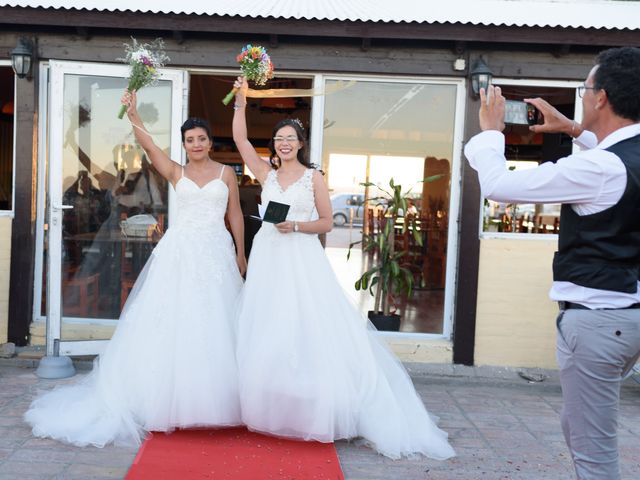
[268,118,314,170]
[180,117,213,142]
[593,47,640,122]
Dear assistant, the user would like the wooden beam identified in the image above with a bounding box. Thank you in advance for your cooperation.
[553,43,571,58]
[453,40,466,56]
[76,26,90,40]
[172,30,184,44]
[453,92,483,365]
[8,74,38,346]
[0,32,597,82]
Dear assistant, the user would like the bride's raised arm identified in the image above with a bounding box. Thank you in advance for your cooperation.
[232,76,272,184]
[121,89,182,187]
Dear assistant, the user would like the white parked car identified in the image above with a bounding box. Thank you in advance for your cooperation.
[330,193,365,226]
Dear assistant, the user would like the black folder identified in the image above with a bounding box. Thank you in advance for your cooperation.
[259,201,290,224]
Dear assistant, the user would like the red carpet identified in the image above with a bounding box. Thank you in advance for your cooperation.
[126,428,345,480]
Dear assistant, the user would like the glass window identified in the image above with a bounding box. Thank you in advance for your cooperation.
[0,66,14,212]
[346,195,363,206]
[53,74,172,323]
[322,79,457,334]
[483,85,576,235]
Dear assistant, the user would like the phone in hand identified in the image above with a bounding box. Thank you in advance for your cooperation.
[505,100,539,126]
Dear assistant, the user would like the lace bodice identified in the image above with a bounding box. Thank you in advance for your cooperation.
[261,169,316,222]
[156,170,235,284]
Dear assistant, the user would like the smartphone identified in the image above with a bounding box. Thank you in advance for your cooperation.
[505,100,539,126]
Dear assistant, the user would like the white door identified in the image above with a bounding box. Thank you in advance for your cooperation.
[46,60,187,356]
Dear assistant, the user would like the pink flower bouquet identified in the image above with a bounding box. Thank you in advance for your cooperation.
[118,38,170,119]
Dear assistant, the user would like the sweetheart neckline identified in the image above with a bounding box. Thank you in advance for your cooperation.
[177,176,227,191]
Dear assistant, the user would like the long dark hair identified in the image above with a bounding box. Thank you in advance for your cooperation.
[268,119,314,170]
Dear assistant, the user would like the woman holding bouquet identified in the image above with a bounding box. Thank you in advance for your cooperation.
[25,90,246,447]
[232,76,455,460]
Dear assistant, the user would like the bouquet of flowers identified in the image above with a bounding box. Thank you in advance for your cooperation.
[117,38,170,119]
[222,44,274,105]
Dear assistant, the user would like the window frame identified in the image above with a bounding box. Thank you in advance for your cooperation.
[317,73,467,340]
[0,60,16,217]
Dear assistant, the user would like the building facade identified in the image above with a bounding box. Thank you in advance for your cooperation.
[1,0,639,367]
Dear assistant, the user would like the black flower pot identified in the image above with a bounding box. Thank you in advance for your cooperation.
[367,311,401,331]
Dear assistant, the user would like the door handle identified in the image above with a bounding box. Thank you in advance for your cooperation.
[52,203,73,211]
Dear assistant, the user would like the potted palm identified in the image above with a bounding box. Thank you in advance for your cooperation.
[348,177,440,331]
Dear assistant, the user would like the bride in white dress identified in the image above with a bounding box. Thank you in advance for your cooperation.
[232,77,455,460]
[24,91,246,447]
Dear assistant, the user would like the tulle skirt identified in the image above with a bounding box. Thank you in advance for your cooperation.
[236,225,455,460]
[25,225,244,447]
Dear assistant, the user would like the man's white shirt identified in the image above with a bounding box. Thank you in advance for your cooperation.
[464,123,640,308]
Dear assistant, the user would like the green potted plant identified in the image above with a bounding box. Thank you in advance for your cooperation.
[348,176,440,331]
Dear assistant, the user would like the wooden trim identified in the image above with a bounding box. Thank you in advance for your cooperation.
[0,32,597,85]
[7,76,38,346]
[452,92,483,365]
[0,7,638,47]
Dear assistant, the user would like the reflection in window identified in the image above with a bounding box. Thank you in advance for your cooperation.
[57,75,171,326]
[483,84,576,235]
[0,66,14,211]
[322,79,457,334]
[482,160,561,234]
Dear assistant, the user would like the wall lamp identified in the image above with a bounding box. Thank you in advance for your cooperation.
[470,57,493,97]
[11,37,34,80]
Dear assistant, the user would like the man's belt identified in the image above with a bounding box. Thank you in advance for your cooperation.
[558,301,640,310]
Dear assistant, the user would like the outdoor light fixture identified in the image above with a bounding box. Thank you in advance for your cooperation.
[11,37,34,79]
[470,57,493,97]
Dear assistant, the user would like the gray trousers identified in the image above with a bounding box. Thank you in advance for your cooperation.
[556,307,640,479]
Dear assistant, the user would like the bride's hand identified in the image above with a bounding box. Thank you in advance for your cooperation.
[275,221,294,234]
[236,254,247,277]
[121,89,138,117]
[233,76,248,102]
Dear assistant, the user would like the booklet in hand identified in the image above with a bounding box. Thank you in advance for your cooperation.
[261,201,290,224]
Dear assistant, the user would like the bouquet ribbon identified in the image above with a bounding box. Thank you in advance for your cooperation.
[242,80,356,99]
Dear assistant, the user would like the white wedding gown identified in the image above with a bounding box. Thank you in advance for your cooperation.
[236,168,455,460]
[25,167,243,447]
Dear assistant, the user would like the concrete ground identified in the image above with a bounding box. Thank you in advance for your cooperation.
[1,358,639,480]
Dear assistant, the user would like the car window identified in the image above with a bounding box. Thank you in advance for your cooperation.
[346,195,363,206]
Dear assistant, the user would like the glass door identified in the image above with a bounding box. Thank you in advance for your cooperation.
[46,60,186,356]
[319,76,465,337]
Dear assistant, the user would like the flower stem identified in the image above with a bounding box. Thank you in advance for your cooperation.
[222,87,238,106]
[117,104,127,119]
